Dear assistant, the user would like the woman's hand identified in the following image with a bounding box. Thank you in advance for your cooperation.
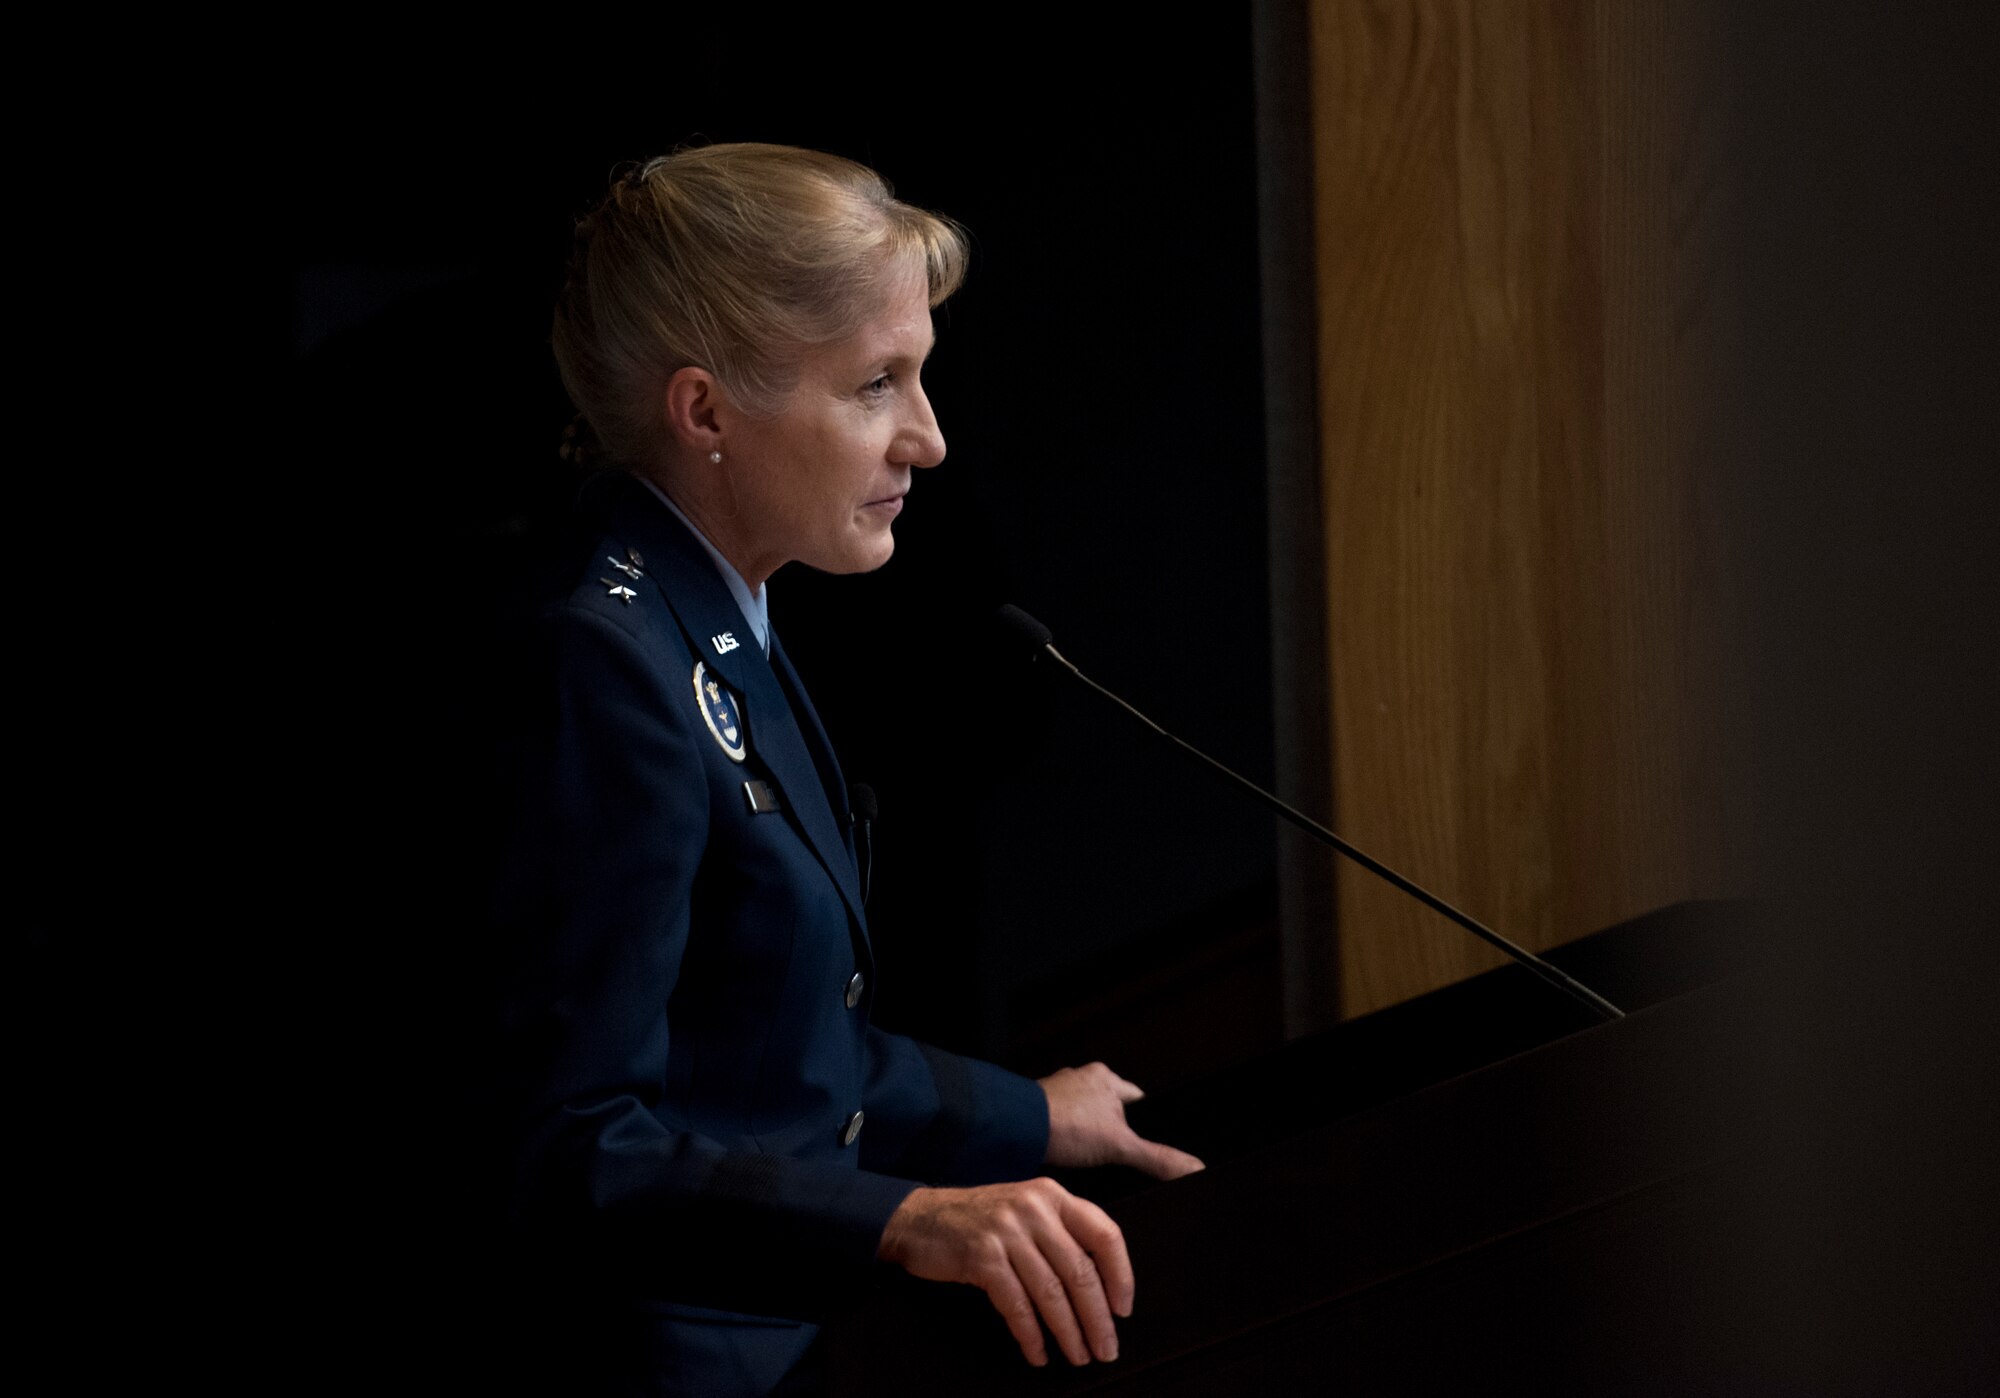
[1040,1062,1206,1179]
[878,1179,1132,1367]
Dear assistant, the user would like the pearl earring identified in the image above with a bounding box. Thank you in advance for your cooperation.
[709,450,722,464]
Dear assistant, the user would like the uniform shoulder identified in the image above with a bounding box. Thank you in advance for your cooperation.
[551,530,684,646]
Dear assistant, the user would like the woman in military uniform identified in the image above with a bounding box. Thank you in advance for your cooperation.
[500,143,1201,1396]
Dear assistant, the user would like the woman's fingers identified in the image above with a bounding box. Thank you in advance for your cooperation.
[882,1084,1189,1365]
[975,1246,1050,1367]
[1040,1062,1205,1177]
[1011,1185,1123,1363]
[1009,1227,1103,1364]
[880,1180,1132,1367]
[1129,1135,1207,1181]
[1062,1192,1135,1320]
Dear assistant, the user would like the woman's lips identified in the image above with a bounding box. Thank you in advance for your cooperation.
[864,493,906,515]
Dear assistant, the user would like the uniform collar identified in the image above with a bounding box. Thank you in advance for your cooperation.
[632,474,770,656]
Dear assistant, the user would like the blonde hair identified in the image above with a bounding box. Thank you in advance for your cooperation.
[552,142,968,467]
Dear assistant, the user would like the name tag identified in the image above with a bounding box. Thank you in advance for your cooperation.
[742,779,784,815]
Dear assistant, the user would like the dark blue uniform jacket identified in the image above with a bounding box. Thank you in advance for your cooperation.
[499,474,1047,1394]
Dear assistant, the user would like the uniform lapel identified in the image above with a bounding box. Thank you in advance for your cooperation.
[737,646,870,950]
[598,478,870,950]
[767,631,857,868]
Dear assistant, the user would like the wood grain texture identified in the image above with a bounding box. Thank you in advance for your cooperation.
[1304,0,1735,1020]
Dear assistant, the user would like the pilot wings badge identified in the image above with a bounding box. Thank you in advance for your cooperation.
[692,661,748,763]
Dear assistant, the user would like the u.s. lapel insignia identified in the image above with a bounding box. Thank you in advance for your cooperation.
[607,554,643,580]
[711,631,740,656]
[600,577,637,605]
[692,661,748,763]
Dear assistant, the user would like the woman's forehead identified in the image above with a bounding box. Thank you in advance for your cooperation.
[819,279,935,368]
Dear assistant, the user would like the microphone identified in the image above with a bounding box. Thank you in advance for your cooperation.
[993,605,1055,652]
[848,782,878,905]
[993,604,1624,1022]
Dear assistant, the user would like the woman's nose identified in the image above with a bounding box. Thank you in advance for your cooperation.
[904,386,946,469]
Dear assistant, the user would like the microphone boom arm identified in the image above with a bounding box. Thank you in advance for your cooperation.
[1038,642,1625,1023]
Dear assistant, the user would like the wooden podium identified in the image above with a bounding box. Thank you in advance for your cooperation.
[827,902,1772,1393]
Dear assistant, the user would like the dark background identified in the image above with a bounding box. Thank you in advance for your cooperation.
[17,4,1996,1389]
[1703,5,1999,1387]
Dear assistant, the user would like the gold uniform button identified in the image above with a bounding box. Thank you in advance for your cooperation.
[841,1111,865,1148]
[844,972,866,1009]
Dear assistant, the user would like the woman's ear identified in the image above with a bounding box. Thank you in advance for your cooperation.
[662,366,724,455]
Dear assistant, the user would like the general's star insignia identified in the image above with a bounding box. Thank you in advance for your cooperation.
[599,577,637,605]
[607,555,643,580]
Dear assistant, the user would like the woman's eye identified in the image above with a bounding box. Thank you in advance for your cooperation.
[862,373,892,397]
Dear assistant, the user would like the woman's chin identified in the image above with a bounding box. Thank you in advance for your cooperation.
[855,535,898,573]
[810,531,897,576]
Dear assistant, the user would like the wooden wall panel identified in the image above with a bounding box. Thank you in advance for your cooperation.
[1303,0,1734,1021]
